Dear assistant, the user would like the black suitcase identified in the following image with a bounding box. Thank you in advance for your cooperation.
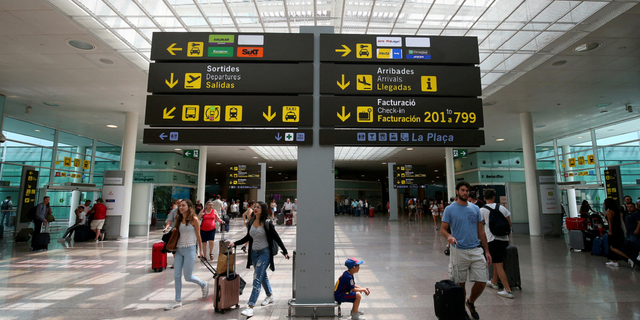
[74,225,92,242]
[16,228,33,242]
[433,279,466,320]
[32,232,50,250]
[276,213,285,225]
[0,224,3,239]
[500,245,522,290]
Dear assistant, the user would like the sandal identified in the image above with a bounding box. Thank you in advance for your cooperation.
[209,254,214,260]
[242,246,247,253]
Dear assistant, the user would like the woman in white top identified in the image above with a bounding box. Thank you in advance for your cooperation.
[430,200,441,230]
[165,199,209,310]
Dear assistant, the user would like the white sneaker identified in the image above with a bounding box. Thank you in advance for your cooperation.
[201,281,209,298]
[261,295,274,306]
[164,301,182,310]
[351,312,365,320]
[486,282,500,290]
[241,307,254,317]
[629,259,635,269]
[95,239,99,243]
[497,290,514,299]
[606,261,619,267]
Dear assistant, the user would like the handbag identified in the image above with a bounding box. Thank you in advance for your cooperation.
[164,228,180,252]
[46,213,55,223]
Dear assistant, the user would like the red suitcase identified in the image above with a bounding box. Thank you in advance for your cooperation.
[214,246,240,313]
[566,217,587,231]
[369,208,375,217]
[285,213,293,225]
[152,242,167,272]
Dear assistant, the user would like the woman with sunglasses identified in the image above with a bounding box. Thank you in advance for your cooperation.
[229,201,290,318]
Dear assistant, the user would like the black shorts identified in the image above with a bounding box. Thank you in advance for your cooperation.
[488,240,509,264]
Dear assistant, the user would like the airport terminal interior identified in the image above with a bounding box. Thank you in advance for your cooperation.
[1,0,640,319]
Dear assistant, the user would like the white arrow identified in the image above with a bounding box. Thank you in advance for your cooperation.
[185,151,191,156]
[159,133,168,140]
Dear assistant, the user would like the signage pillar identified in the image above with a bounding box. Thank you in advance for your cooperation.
[561,145,578,218]
[197,146,207,203]
[119,111,138,238]
[295,26,335,316]
[520,112,541,236]
[445,147,456,202]
[258,163,266,202]
[103,170,126,239]
[590,129,602,184]
[387,163,398,222]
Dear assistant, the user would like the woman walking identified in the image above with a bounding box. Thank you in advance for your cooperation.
[604,198,634,267]
[240,200,255,253]
[165,199,209,310]
[197,201,224,261]
[229,201,290,318]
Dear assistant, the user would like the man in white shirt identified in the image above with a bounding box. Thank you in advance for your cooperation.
[212,196,224,217]
[230,200,239,219]
[222,199,228,216]
[480,189,513,299]
[80,200,92,215]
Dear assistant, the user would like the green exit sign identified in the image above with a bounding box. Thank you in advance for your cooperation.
[453,149,468,158]
[183,149,199,158]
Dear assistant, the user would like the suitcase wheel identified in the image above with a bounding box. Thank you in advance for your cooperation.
[221,310,226,314]
[158,267,163,272]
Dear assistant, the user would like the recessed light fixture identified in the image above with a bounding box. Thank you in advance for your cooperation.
[278,173,282,175]
[551,60,567,66]
[577,136,583,139]
[43,102,59,107]
[496,138,505,141]
[268,166,273,168]
[406,148,414,151]
[436,176,440,178]
[174,148,182,151]
[67,39,95,50]
[483,101,497,106]
[596,102,612,108]
[252,156,258,159]
[434,169,438,172]
[382,162,387,165]
[99,58,114,65]
[542,148,549,151]
[106,124,117,128]
[216,162,221,165]
[34,129,41,132]
[574,41,602,52]
[215,178,218,181]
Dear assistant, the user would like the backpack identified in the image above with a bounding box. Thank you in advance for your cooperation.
[1,200,9,210]
[27,205,38,221]
[483,204,511,236]
[247,218,280,256]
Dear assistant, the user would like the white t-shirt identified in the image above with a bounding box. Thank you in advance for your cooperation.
[480,203,511,242]
[77,211,87,225]
[231,204,238,213]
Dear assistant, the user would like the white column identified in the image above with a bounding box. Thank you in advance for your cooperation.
[445,148,455,202]
[119,112,138,238]
[562,145,579,218]
[197,146,207,203]
[387,163,398,221]
[520,112,541,236]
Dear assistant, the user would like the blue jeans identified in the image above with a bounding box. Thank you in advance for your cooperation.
[1,211,9,227]
[248,247,272,307]
[174,246,205,301]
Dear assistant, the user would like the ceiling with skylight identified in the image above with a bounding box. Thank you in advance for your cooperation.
[49,0,610,89]
[250,146,402,161]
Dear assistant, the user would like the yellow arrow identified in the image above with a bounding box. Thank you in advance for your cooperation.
[165,73,178,88]
[167,43,183,55]
[163,107,176,119]
[337,74,350,90]
[335,44,351,57]
[263,106,276,122]
[337,106,350,122]
[561,160,566,168]
[55,156,61,165]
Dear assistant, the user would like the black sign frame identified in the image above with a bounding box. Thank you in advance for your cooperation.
[143,129,313,146]
[320,129,485,147]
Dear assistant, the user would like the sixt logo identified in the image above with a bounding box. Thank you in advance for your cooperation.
[237,47,264,58]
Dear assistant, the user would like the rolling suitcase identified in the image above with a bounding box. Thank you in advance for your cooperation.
[501,245,522,290]
[0,225,3,239]
[73,225,92,242]
[276,213,285,225]
[433,279,465,320]
[15,228,33,242]
[369,208,375,217]
[569,230,585,252]
[592,236,605,256]
[285,213,293,225]
[31,231,50,251]
[152,242,167,272]
[214,246,240,313]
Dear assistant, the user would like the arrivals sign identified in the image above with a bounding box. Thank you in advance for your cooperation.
[320,96,483,129]
[145,95,312,127]
[143,129,312,146]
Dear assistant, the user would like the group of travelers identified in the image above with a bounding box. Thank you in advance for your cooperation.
[601,196,640,268]
[339,198,372,216]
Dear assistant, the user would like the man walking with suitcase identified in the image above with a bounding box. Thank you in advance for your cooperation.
[440,181,492,320]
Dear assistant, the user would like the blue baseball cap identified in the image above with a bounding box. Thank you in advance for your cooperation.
[345,257,364,269]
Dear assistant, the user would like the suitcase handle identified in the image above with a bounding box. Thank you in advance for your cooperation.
[200,257,217,277]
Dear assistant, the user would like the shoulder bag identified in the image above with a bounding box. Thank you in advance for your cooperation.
[164,226,180,253]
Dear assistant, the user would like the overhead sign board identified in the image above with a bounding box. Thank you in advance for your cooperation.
[148,63,313,94]
[228,165,261,172]
[143,129,312,146]
[394,165,428,177]
[320,129,485,147]
[320,34,479,64]
[145,95,313,127]
[151,33,313,62]
[320,64,481,96]
[320,96,483,128]
[228,172,261,179]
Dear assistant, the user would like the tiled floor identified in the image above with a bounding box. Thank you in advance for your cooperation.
[1,214,639,320]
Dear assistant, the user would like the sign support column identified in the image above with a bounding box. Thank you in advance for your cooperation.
[295,26,335,316]
[562,145,578,218]
[521,112,541,236]
[258,163,266,202]
[197,146,207,203]
[445,148,456,202]
[387,163,398,222]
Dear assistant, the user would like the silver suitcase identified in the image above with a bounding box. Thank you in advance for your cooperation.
[569,230,585,251]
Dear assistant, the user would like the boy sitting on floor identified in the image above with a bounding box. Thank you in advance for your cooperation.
[334,257,371,320]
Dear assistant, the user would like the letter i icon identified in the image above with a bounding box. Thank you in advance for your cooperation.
[421,76,437,92]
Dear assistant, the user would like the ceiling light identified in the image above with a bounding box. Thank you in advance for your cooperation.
[43,102,59,107]
[577,136,583,139]
[436,176,440,178]
[434,170,438,172]
[34,129,41,132]
[574,41,602,52]
[406,148,414,151]
[268,166,273,169]
[596,103,612,108]
[483,101,497,106]
[382,163,387,165]
[215,178,218,181]
[67,39,95,50]
[496,138,505,141]
[278,173,282,175]
[99,58,114,65]
[174,148,182,151]
[551,60,567,66]
[216,163,221,165]
[542,148,549,151]
[106,124,117,128]
[252,156,258,159]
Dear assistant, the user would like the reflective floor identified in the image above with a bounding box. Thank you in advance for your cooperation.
[1,214,639,320]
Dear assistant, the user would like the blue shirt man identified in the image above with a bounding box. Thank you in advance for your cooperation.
[442,202,483,249]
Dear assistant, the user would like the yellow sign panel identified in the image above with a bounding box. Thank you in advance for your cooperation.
[184,73,202,89]
[74,158,81,167]
[61,172,67,177]
[356,74,372,91]
[187,42,204,57]
[225,105,242,122]
[421,76,437,92]
[587,154,595,165]
[578,156,585,166]
[204,105,221,122]
[356,106,373,122]
[71,174,76,178]
[83,160,90,170]
[377,48,392,59]
[63,157,71,167]
[356,43,372,59]
[578,172,584,176]
[569,172,574,177]
[182,105,199,121]
[568,158,576,167]
[282,106,299,122]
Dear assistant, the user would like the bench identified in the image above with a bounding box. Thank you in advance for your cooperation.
[287,298,341,319]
